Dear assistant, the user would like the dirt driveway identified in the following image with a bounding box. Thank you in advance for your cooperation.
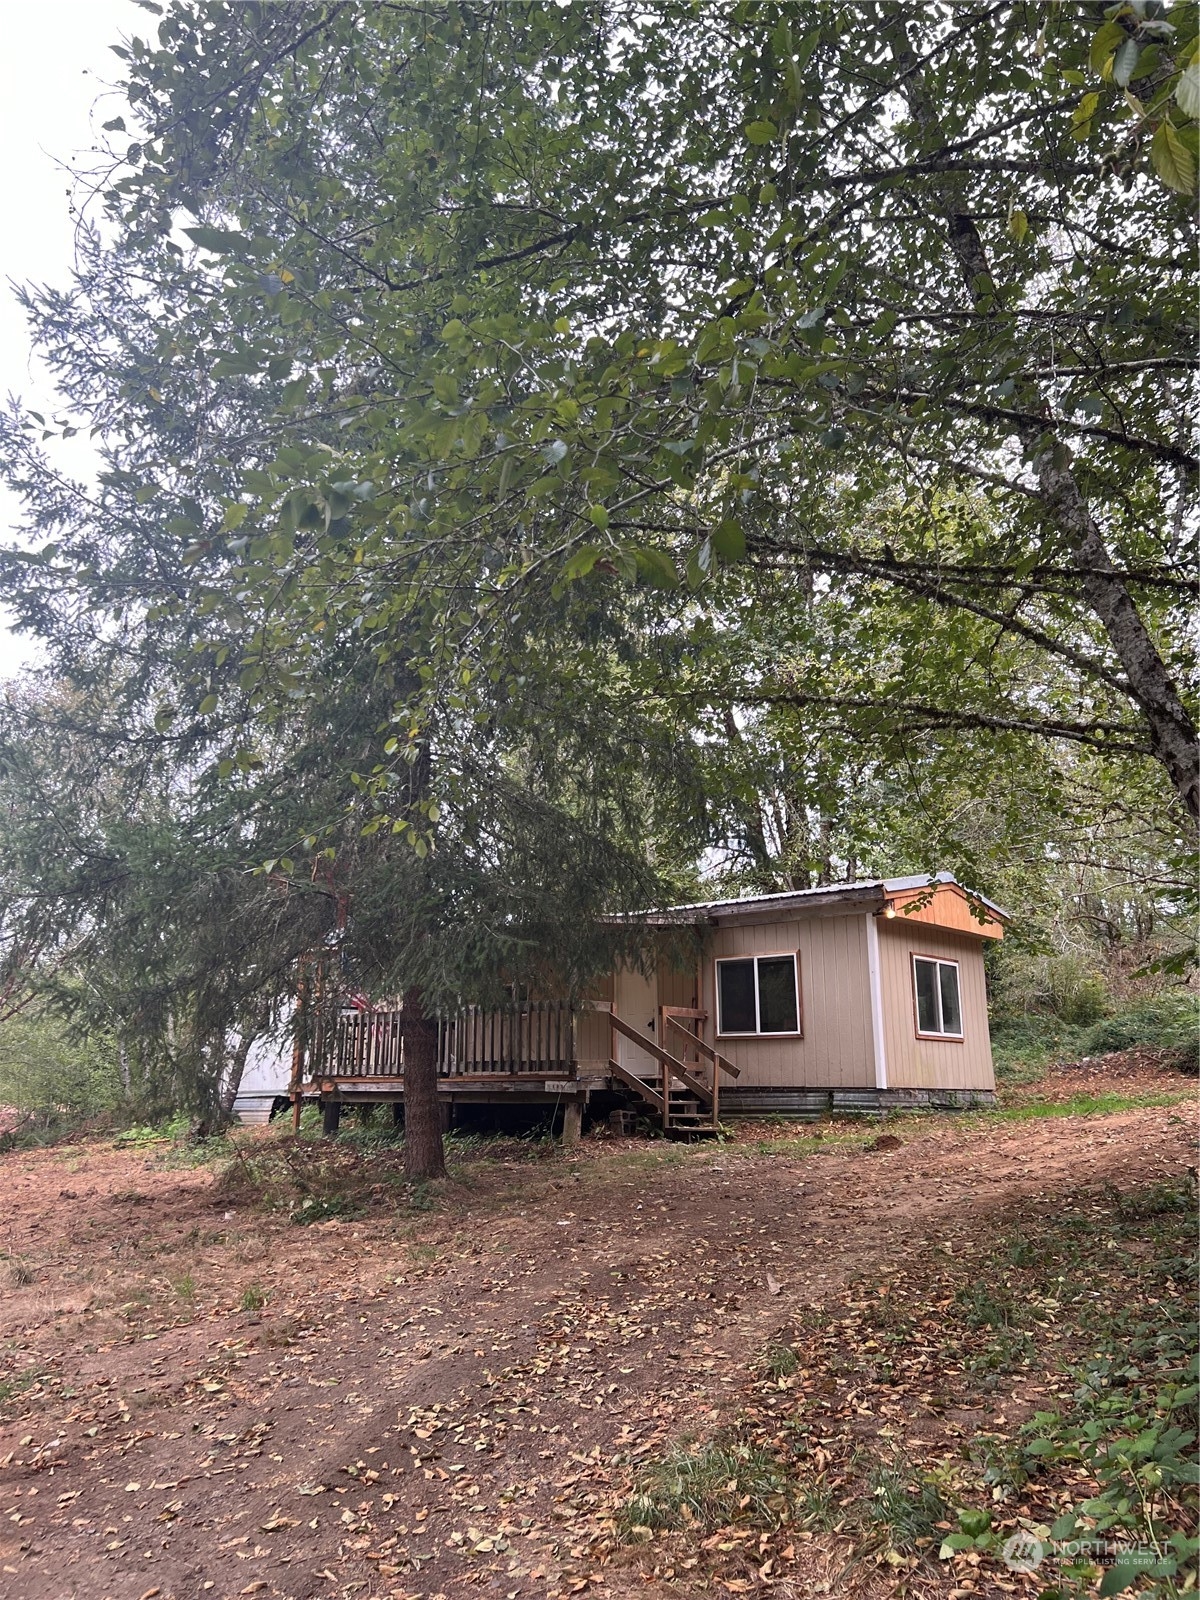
[0,1091,1194,1600]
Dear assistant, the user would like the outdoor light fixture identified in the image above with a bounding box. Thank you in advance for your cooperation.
[884,903,897,918]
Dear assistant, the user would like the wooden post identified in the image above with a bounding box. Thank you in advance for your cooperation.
[562,1098,583,1147]
[290,962,308,1132]
[392,1101,404,1129]
[658,1005,669,1132]
[322,1099,341,1139]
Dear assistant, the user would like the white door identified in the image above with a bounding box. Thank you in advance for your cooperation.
[614,964,659,1075]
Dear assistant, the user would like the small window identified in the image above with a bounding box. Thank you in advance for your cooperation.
[716,953,801,1036]
[913,956,963,1038]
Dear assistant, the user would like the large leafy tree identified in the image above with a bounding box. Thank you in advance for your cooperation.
[4,2,1194,811]
[0,2,1195,1166]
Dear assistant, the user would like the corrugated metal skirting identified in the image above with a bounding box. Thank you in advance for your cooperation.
[720,1086,995,1119]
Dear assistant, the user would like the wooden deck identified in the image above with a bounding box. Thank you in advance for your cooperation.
[298,1000,739,1134]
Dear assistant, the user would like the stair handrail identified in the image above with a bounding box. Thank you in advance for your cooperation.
[661,1008,740,1079]
[606,1008,714,1110]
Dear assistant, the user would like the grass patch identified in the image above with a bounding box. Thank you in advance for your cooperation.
[5,1257,35,1288]
[758,1342,800,1381]
[864,1459,953,1553]
[620,1437,791,1535]
[992,1089,1189,1121]
[746,1124,876,1158]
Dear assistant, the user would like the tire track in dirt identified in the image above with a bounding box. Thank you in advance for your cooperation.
[0,1099,1193,1599]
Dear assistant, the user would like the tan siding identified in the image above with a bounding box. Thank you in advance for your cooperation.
[878,922,995,1089]
[657,959,699,1011]
[698,915,874,1088]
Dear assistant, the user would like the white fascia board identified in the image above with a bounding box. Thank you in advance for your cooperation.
[865,910,888,1091]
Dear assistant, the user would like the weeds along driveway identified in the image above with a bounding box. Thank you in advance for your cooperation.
[0,1099,1194,1600]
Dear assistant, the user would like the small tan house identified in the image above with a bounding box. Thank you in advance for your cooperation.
[306,872,1007,1132]
[577,872,1007,1119]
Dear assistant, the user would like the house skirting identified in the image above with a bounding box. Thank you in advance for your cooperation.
[719,1086,995,1118]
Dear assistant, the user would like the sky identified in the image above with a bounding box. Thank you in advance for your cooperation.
[0,0,139,680]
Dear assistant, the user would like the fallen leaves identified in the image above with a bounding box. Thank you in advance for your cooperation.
[0,1096,1190,1600]
[261,1511,301,1531]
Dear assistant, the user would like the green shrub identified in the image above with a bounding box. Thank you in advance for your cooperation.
[0,1009,126,1121]
[290,1193,361,1225]
[990,1015,1090,1081]
[1084,994,1199,1070]
[991,992,1199,1079]
[991,952,1110,1026]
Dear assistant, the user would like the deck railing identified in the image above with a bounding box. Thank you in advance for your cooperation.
[331,1007,404,1077]
[438,1000,575,1075]
[317,1000,577,1080]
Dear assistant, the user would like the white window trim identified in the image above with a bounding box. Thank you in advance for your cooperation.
[912,954,964,1040]
[715,952,802,1038]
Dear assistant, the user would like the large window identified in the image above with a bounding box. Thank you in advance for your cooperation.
[912,956,963,1038]
[716,953,801,1036]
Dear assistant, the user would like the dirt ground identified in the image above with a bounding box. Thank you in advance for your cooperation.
[0,1064,1195,1600]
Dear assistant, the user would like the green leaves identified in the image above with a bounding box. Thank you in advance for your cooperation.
[711,519,746,563]
[634,548,679,589]
[1079,5,1200,193]
[1150,119,1198,193]
[1111,36,1140,90]
[1088,19,1127,75]
[1070,91,1101,141]
[0,0,1193,1011]
[562,544,600,580]
[183,225,250,255]
[1177,62,1200,121]
[1007,206,1029,243]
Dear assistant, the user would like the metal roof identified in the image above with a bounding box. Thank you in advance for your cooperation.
[644,870,1011,924]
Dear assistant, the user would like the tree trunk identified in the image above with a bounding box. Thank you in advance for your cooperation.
[889,20,1199,822]
[722,708,773,874]
[219,1030,256,1121]
[401,988,445,1181]
[1034,450,1199,819]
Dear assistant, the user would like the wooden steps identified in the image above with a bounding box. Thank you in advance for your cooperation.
[609,1063,720,1137]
